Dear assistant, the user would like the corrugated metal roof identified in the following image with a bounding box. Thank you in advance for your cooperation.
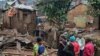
[14,0,37,11]
[14,4,34,11]
[26,0,34,5]
[0,0,37,11]
[7,0,16,5]
[70,0,88,10]
[17,0,37,6]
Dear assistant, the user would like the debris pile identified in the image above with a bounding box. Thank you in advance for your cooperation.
[0,29,33,51]
[0,29,58,56]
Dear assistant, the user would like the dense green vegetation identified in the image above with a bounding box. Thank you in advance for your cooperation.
[37,0,72,29]
[88,0,100,17]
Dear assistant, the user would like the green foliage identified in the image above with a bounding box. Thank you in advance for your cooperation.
[95,40,100,47]
[37,0,72,26]
[88,0,100,17]
[92,39,100,47]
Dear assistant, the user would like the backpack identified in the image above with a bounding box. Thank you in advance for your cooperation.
[71,42,80,53]
[38,45,45,55]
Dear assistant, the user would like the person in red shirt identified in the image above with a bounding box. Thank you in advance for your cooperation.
[83,38,94,56]
[70,36,80,56]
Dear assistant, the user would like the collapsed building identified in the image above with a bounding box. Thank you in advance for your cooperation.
[0,0,37,34]
[0,0,38,56]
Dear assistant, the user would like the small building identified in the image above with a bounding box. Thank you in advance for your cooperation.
[0,0,37,34]
[67,0,100,29]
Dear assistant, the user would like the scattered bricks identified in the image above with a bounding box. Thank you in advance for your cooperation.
[2,48,33,56]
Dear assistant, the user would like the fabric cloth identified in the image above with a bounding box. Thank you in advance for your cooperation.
[67,43,75,56]
[58,41,67,56]
[71,42,80,56]
[80,50,84,56]
[33,43,46,56]
[33,43,39,56]
[83,42,94,56]
[38,48,47,56]
[33,30,46,37]
[42,49,48,56]
[63,32,70,39]
[70,36,76,42]
[76,38,85,50]
[38,45,45,55]
[7,7,16,17]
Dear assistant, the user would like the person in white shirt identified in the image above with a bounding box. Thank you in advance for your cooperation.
[76,34,85,56]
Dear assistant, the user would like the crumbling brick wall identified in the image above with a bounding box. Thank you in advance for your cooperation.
[3,9,36,34]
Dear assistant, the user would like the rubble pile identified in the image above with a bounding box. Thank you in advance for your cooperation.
[0,29,33,50]
[0,29,58,56]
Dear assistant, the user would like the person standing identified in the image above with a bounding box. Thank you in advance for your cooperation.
[83,38,94,56]
[67,40,75,56]
[33,37,45,56]
[76,34,85,56]
[58,35,67,56]
[70,36,80,56]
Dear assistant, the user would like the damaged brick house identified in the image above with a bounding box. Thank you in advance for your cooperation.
[67,0,100,29]
[0,0,37,34]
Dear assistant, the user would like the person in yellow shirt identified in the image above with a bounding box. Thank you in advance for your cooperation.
[33,37,47,56]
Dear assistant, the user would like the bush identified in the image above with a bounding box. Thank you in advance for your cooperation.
[94,40,100,47]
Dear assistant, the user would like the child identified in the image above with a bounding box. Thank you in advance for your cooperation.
[33,37,45,56]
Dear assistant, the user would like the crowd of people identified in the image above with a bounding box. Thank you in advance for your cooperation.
[32,29,96,56]
[58,31,95,56]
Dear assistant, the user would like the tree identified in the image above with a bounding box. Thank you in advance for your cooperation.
[37,0,72,30]
[88,0,100,17]
[88,0,100,29]
[37,0,73,48]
